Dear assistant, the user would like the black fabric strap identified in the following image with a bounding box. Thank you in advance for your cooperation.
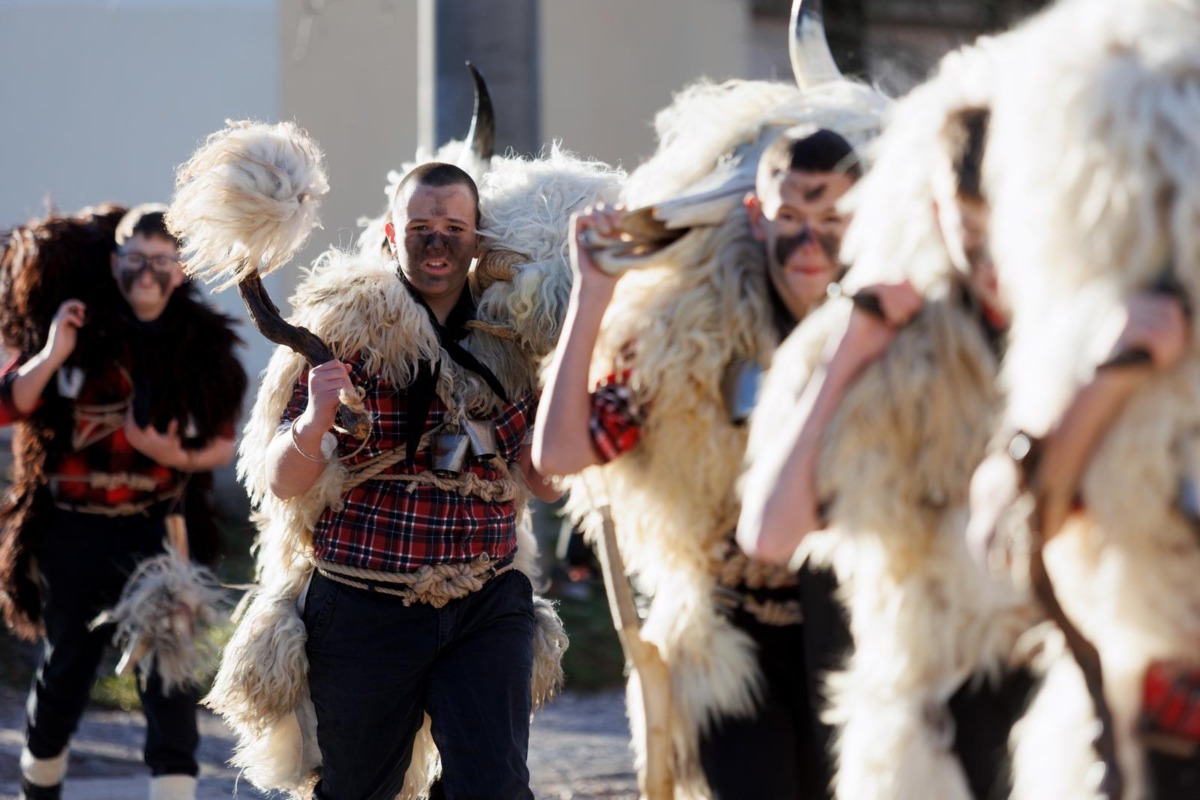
[130,314,166,429]
[400,277,509,459]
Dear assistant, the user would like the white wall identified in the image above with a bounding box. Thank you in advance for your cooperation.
[0,1,278,223]
[278,0,421,267]
[0,0,280,496]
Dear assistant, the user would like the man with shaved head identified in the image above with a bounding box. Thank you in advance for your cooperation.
[271,162,560,800]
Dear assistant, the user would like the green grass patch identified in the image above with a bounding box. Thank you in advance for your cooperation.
[554,584,627,692]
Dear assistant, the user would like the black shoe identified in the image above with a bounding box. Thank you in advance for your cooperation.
[18,776,62,800]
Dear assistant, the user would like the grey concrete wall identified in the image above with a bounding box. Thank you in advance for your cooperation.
[540,0,752,171]
[279,0,420,265]
[0,2,278,230]
[431,0,540,158]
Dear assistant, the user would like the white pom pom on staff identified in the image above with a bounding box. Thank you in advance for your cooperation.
[168,119,329,291]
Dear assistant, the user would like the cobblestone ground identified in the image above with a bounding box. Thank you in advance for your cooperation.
[0,686,637,799]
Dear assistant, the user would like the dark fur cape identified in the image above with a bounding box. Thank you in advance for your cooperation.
[0,205,247,640]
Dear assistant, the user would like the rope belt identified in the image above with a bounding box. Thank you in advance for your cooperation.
[314,553,515,608]
[71,399,130,451]
[713,545,801,592]
[52,491,178,518]
[709,533,803,627]
[712,585,804,627]
[341,436,521,503]
[51,471,163,492]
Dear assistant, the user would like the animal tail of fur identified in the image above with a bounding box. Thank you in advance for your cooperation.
[531,594,568,709]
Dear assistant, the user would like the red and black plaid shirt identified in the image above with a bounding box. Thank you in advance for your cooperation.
[282,355,535,573]
[589,369,644,463]
[0,354,180,508]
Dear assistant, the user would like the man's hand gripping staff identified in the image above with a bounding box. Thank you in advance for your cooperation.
[166,120,371,441]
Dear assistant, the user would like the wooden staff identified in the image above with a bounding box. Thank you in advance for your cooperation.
[593,502,674,800]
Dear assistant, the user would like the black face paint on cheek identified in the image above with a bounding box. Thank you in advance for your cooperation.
[405,230,473,275]
[815,229,841,266]
[118,262,173,296]
[774,226,814,267]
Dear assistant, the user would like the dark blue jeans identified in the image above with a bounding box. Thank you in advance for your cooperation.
[304,568,536,800]
[26,507,199,777]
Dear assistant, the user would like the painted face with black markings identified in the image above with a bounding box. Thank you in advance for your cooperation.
[110,233,185,321]
[387,182,482,322]
[749,169,855,322]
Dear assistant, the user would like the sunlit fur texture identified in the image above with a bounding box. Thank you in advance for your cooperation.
[744,41,1039,800]
[474,145,625,359]
[985,1,1200,797]
[168,120,329,291]
[562,77,887,798]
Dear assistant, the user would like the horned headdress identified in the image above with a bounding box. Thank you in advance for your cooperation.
[558,2,890,798]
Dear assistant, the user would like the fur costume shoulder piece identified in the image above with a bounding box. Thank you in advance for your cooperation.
[287,251,443,391]
[988,0,1200,435]
[982,2,1200,796]
[560,76,890,798]
[473,145,625,359]
[572,209,775,583]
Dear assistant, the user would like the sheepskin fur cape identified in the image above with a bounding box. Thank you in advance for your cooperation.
[209,149,623,800]
[0,205,246,640]
[744,43,1039,800]
[983,2,1200,797]
[564,78,887,798]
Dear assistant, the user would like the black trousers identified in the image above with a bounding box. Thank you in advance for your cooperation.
[948,666,1034,800]
[304,568,536,800]
[698,564,850,800]
[25,507,199,777]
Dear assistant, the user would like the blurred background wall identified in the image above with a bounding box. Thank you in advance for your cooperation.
[0,0,1049,502]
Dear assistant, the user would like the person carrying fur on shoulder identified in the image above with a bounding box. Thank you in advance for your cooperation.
[737,41,1042,800]
[962,2,1200,794]
[0,203,246,800]
[266,162,561,800]
[536,127,863,799]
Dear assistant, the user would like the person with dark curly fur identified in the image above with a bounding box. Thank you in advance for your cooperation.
[0,203,246,800]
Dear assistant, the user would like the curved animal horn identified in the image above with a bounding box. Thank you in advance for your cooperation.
[790,0,843,89]
[465,62,495,163]
[475,248,525,292]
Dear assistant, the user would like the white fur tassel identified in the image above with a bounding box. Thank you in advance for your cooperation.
[168,119,329,291]
[92,546,226,695]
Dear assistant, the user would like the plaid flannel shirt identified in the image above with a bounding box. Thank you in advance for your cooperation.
[282,355,535,573]
[0,354,182,509]
[588,369,644,463]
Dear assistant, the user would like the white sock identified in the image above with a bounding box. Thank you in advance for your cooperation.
[19,747,67,787]
[148,774,197,800]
